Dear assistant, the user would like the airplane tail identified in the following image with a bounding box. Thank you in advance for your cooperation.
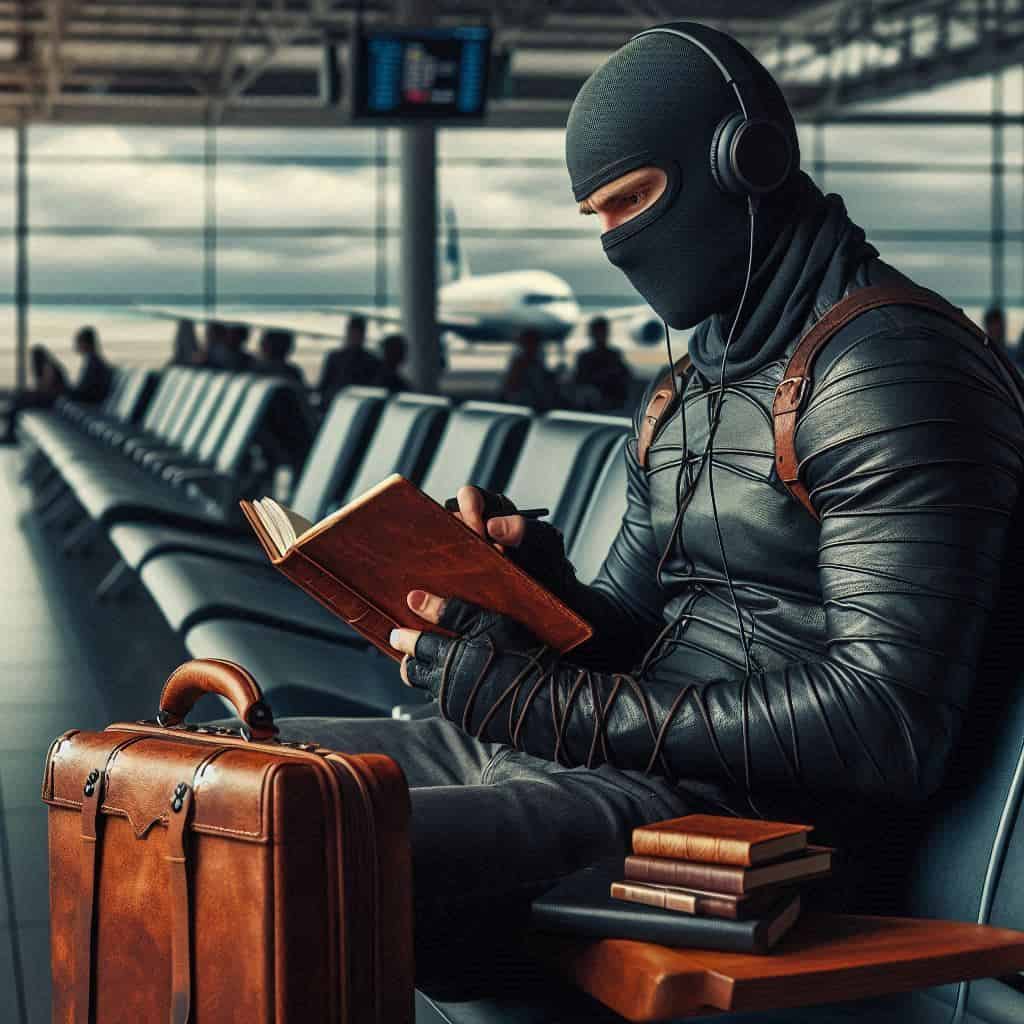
[444,203,471,281]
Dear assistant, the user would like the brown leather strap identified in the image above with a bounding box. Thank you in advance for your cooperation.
[638,355,692,468]
[167,781,195,1024]
[76,768,105,1024]
[773,285,990,521]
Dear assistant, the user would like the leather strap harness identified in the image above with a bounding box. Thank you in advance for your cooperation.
[638,284,997,521]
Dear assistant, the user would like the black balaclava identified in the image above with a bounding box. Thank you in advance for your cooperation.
[565,24,800,330]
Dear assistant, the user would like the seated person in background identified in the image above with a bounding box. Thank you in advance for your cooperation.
[318,314,381,407]
[167,318,200,366]
[69,326,113,405]
[256,328,304,386]
[196,320,228,367]
[216,323,254,371]
[373,333,410,392]
[500,326,561,410]
[572,314,632,410]
[30,344,68,399]
[0,345,69,440]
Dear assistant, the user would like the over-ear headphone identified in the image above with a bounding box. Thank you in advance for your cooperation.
[631,23,794,198]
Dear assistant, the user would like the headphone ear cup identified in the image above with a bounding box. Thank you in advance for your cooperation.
[710,112,746,196]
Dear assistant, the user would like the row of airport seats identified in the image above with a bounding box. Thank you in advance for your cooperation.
[111,385,632,716]
[16,365,315,555]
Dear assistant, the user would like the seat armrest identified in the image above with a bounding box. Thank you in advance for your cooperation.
[532,913,1024,1021]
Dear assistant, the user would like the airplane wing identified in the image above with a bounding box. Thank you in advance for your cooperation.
[600,304,656,321]
[132,304,348,341]
[312,304,487,334]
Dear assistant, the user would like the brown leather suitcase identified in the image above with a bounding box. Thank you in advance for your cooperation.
[42,658,414,1023]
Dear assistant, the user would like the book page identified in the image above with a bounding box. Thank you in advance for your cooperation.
[255,498,314,554]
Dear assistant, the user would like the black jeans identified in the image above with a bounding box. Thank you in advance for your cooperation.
[228,708,695,998]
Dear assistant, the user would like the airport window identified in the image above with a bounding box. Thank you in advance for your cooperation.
[2,69,1024,387]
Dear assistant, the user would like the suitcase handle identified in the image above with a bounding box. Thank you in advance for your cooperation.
[157,659,278,741]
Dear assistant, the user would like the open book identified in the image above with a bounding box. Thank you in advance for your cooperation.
[240,474,593,662]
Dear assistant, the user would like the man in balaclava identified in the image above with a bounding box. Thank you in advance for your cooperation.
[259,23,1024,998]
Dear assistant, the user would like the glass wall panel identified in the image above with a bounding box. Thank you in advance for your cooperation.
[30,124,207,158]
[215,232,376,302]
[823,124,992,166]
[29,233,204,298]
[215,160,381,229]
[874,241,990,303]
[440,163,581,232]
[826,170,990,234]
[28,159,205,227]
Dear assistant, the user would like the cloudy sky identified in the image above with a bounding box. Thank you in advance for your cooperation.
[0,61,1018,368]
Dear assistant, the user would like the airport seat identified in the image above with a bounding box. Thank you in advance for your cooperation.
[181,410,630,717]
[18,367,194,472]
[139,397,520,643]
[17,367,156,485]
[107,385,391,575]
[57,376,311,528]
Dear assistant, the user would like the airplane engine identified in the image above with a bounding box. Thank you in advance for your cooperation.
[627,313,663,346]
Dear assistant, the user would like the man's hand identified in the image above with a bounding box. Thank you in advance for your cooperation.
[389,588,544,692]
[449,484,526,552]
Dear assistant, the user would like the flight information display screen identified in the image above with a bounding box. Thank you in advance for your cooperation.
[351,26,492,120]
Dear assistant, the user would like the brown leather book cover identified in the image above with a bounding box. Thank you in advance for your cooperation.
[624,846,833,896]
[610,881,790,920]
[631,814,813,866]
[240,474,592,663]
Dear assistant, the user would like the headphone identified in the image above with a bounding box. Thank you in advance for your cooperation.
[631,23,794,199]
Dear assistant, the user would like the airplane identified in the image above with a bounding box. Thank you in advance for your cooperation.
[317,205,664,347]
[134,205,664,350]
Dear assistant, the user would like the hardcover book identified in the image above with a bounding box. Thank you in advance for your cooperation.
[624,845,833,896]
[610,880,791,920]
[631,814,813,866]
[531,860,801,955]
[240,474,593,662]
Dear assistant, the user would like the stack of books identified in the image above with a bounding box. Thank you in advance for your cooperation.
[531,814,833,955]
[612,814,833,951]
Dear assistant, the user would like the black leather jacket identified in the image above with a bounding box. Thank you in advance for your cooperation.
[412,257,1024,900]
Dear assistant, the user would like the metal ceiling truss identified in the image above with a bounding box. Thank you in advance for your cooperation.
[0,1,1019,127]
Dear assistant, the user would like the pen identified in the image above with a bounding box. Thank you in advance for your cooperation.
[444,498,549,520]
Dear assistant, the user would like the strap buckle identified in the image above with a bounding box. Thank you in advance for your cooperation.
[775,375,809,412]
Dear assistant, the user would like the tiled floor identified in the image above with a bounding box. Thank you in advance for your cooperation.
[0,446,189,1022]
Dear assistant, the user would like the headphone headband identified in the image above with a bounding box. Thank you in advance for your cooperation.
[630,22,791,197]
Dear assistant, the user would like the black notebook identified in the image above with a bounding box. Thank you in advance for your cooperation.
[530,859,801,955]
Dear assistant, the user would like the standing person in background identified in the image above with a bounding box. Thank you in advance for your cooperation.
[500,327,560,410]
[572,315,632,410]
[69,326,113,405]
[167,319,200,366]
[256,329,305,386]
[318,315,382,407]
[373,334,410,393]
